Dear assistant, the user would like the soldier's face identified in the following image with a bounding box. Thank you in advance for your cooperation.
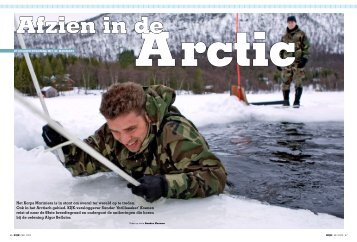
[107,111,149,152]
[287,21,296,30]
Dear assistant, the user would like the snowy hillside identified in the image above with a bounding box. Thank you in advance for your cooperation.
[14,13,343,61]
[14,90,343,229]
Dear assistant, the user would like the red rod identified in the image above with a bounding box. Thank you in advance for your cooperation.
[235,13,241,87]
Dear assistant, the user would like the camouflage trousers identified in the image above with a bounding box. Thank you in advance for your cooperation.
[281,65,305,91]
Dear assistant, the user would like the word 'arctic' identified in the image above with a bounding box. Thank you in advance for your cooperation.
[136,32,295,67]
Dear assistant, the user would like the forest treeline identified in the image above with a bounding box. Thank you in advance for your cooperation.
[14,50,344,96]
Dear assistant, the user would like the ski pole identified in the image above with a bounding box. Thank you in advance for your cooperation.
[14,16,67,162]
[15,17,49,115]
[14,90,140,186]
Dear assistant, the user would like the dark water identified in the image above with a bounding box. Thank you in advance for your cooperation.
[201,121,344,218]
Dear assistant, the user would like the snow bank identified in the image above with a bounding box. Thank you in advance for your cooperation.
[14,146,343,229]
[14,91,344,149]
[175,90,344,126]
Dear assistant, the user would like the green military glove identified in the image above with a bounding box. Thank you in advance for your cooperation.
[127,175,168,202]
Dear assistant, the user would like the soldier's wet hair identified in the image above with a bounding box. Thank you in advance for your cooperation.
[100,82,146,119]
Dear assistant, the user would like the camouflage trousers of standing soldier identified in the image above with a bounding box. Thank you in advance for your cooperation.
[281,65,305,91]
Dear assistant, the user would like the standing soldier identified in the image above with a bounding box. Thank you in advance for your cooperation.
[42,82,227,202]
[277,15,310,108]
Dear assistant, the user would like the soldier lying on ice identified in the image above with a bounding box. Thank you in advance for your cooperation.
[42,82,227,202]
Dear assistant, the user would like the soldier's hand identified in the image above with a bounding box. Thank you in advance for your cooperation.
[276,66,282,71]
[127,175,168,202]
[297,57,308,68]
[42,124,67,147]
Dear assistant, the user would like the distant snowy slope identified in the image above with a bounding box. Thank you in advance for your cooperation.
[15,13,343,61]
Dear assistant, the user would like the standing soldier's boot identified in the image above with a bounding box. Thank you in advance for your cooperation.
[283,90,290,106]
[293,87,303,108]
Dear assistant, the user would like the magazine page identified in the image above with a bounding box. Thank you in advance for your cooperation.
[0,0,355,241]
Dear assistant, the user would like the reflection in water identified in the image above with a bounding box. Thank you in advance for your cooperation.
[271,122,313,164]
[201,121,344,218]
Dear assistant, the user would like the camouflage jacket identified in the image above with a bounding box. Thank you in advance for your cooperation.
[280,25,310,65]
[63,85,227,199]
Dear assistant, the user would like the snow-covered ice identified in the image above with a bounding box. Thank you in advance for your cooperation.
[14,90,344,149]
[14,90,344,228]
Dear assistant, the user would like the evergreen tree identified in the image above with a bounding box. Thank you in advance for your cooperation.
[53,57,65,75]
[32,56,43,86]
[42,56,53,84]
[192,68,204,94]
[14,57,33,95]
[118,50,135,68]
